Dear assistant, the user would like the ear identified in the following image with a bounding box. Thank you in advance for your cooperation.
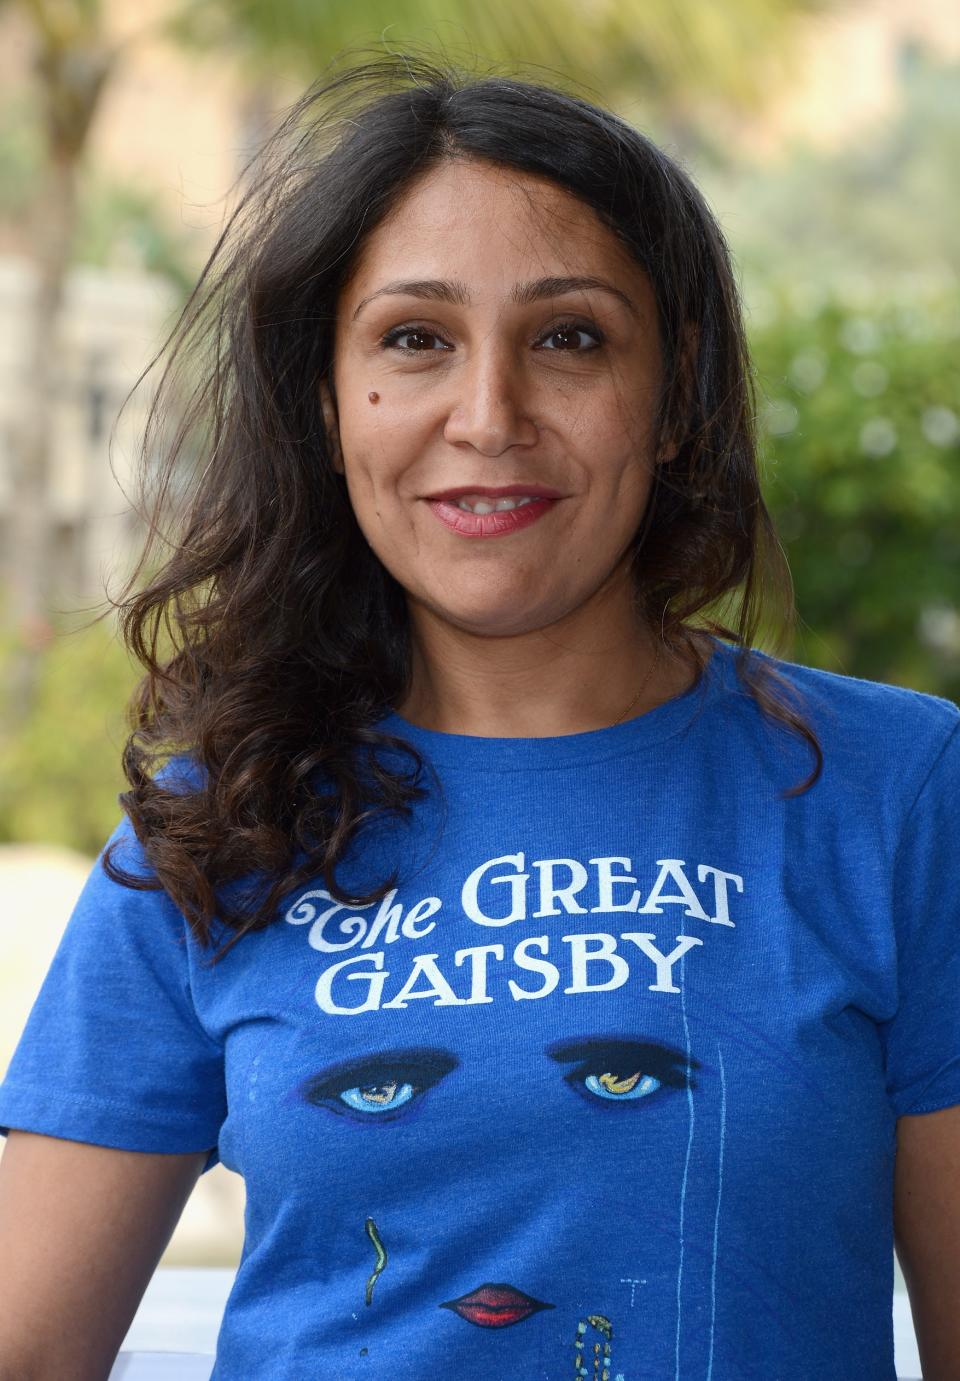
[319,377,344,475]
[655,432,680,466]
[654,419,682,466]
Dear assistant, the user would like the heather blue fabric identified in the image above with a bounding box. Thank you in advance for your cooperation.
[2,637,959,1380]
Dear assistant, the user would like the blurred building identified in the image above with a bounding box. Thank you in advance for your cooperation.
[758,0,960,153]
[0,258,177,606]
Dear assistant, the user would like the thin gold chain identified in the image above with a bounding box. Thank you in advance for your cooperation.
[608,639,664,728]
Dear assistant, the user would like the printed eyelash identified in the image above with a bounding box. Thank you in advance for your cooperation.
[299,1048,459,1122]
[547,1036,698,1112]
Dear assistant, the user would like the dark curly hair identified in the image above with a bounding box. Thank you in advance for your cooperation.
[101,49,820,963]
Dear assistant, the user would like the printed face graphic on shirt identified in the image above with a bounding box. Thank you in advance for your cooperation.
[279,844,735,1376]
[295,1031,700,1379]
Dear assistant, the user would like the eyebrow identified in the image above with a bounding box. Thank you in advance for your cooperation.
[351,275,639,321]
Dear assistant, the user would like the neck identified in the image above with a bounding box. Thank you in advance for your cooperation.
[394,579,700,738]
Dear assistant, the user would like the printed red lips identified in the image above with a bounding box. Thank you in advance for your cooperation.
[439,1282,553,1328]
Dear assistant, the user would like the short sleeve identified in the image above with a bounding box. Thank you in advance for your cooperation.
[882,716,960,1118]
[0,812,227,1172]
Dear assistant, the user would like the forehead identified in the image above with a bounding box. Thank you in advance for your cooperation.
[341,157,649,300]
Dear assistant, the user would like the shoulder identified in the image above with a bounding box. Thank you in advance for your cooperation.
[95,751,211,898]
[742,643,958,742]
[709,639,960,802]
[154,752,208,794]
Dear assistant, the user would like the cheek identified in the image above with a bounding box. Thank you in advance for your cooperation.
[337,435,419,564]
[336,382,426,484]
[583,425,657,515]
[561,377,659,466]
[337,417,397,508]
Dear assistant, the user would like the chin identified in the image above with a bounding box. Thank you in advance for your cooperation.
[420,593,561,639]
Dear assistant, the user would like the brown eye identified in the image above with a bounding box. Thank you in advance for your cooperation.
[537,321,604,352]
[381,326,452,352]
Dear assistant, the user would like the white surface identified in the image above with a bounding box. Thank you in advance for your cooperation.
[0,844,91,1075]
[117,1269,923,1377]
[893,1292,922,1378]
[118,1268,233,1355]
[110,1355,214,1380]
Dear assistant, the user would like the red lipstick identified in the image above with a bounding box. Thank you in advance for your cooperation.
[427,497,556,538]
[423,483,565,539]
[439,1282,553,1328]
[425,484,564,502]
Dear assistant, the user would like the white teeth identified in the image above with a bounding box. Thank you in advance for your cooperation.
[455,496,536,513]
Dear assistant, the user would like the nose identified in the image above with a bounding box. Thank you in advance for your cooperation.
[442,344,539,456]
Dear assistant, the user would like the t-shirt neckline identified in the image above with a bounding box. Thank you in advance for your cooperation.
[375,635,732,769]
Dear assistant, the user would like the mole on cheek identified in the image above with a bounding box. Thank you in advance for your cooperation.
[368,391,380,404]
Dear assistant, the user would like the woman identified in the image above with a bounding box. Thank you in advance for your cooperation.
[0,52,957,1381]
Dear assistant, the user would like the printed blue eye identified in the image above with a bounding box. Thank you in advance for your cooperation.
[339,1080,416,1114]
[547,1037,696,1113]
[300,1048,459,1124]
[583,1072,661,1102]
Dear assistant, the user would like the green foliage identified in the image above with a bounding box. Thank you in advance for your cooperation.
[750,284,960,698]
[0,104,202,293]
[168,0,826,123]
[73,176,201,294]
[0,617,141,854]
[0,93,44,221]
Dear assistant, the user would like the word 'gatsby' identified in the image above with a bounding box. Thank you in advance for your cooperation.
[285,854,743,1015]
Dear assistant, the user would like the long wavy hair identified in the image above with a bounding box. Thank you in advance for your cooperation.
[102,50,820,962]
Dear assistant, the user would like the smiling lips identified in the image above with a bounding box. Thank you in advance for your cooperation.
[425,484,563,539]
[428,496,556,537]
[439,1282,553,1328]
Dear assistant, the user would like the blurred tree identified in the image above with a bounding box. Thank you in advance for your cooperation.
[700,51,960,304]
[73,175,198,293]
[0,614,137,852]
[173,0,831,141]
[0,92,43,229]
[1,0,116,722]
[751,285,960,699]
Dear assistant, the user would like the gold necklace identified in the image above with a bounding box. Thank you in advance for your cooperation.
[608,640,664,728]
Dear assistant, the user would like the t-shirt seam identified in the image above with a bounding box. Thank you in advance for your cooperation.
[748,645,960,712]
[96,824,227,1051]
[891,717,960,873]
[895,1091,960,1117]
[408,685,729,773]
[0,1080,219,1126]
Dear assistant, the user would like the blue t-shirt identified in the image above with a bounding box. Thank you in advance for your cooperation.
[2,638,959,1380]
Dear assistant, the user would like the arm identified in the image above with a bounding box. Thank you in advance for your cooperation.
[0,1129,209,1381]
[893,1104,960,1381]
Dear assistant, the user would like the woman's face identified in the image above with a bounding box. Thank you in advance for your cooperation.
[325,157,667,639]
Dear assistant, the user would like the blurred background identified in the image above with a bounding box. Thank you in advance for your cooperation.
[0,0,958,1271]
